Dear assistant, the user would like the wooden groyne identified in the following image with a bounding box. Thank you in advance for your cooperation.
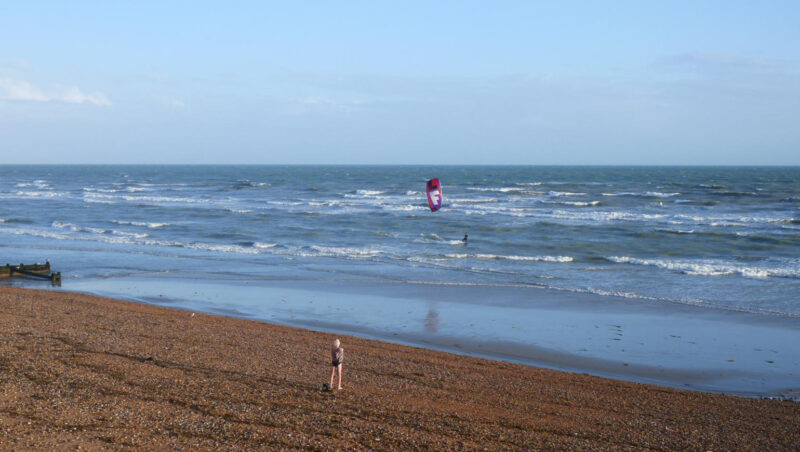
[1,261,61,285]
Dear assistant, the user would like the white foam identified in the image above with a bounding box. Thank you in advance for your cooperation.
[545,210,667,223]
[267,201,304,206]
[448,197,499,204]
[308,245,380,259]
[84,197,115,204]
[467,187,526,193]
[419,233,444,242]
[182,242,261,254]
[51,220,150,239]
[445,253,573,263]
[125,195,209,204]
[358,189,385,195]
[13,190,67,198]
[2,223,276,256]
[112,220,171,229]
[549,200,601,207]
[387,205,427,212]
[602,191,679,197]
[548,191,586,197]
[656,228,696,235]
[15,180,50,189]
[83,192,208,204]
[607,256,800,279]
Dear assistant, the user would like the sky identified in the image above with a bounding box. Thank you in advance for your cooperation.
[1,1,799,165]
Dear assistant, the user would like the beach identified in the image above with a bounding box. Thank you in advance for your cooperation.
[1,287,798,450]
[3,166,800,397]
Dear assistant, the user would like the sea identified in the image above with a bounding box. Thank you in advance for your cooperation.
[2,165,799,396]
[2,165,798,315]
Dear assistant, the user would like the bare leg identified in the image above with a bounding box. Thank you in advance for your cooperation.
[337,364,342,390]
[329,366,336,389]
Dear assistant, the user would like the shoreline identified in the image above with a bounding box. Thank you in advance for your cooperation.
[58,275,800,399]
[2,286,799,449]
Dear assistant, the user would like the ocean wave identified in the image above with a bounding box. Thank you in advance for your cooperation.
[656,228,696,235]
[15,180,50,189]
[445,254,573,263]
[548,191,587,197]
[1,224,281,255]
[226,208,254,214]
[112,220,171,229]
[231,179,270,189]
[544,200,601,207]
[354,189,385,196]
[0,218,33,224]
[267,201,304,206]
[606,256,800,279]
[385,204,427,212]
[419,233,444,242]
[407,256,450,264]
[467,187,527,193]
[673,199,720,206]
[83,192,209,204]
[52,221,150,239]
[448,197,499,204]
[671,214,795,227]
[307,245,380,259]
[1,225,149,245]
[602,191,679,197]
[13,190,67,198]
[546,210,667,223]
[181,242,261,254]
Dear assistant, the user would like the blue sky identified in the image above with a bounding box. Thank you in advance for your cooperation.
[1,1,798,164]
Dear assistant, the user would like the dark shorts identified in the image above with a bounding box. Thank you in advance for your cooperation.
[331,361,341,367]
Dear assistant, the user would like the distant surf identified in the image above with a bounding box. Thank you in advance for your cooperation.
[2,165,799,317]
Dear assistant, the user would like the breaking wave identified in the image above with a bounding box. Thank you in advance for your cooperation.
[606,256,800,279]
[446,254,574,263]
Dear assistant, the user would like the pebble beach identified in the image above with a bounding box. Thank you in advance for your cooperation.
[1,287,799,450]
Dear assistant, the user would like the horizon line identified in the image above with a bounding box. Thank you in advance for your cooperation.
[2,163,799,168]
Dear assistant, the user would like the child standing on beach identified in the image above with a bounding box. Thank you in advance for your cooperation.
[329,339,344,390]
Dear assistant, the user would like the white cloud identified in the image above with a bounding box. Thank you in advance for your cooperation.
[0,77,111,106]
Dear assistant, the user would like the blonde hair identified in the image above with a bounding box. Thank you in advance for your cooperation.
[333,339,340,348]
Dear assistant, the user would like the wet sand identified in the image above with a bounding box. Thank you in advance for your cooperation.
[1,287,799,450]
[68,276,800,397]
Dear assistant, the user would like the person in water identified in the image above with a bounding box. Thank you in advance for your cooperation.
[462,233,468,243]
[329,338,344,390]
